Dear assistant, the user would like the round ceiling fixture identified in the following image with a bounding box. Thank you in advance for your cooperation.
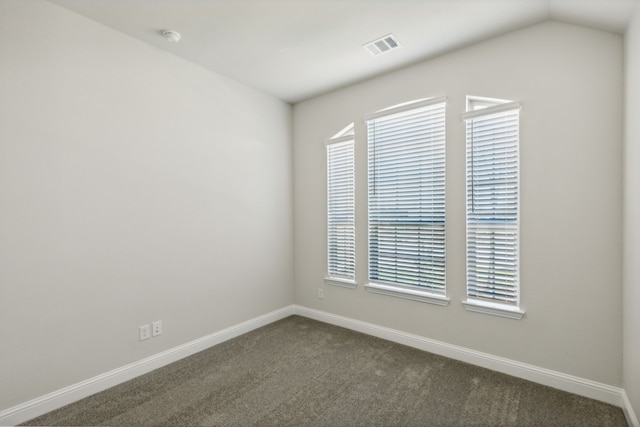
[162,30,181,43]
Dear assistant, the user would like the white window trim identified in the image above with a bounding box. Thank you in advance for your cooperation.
[462,298,525,320]
[364,96,447,122]
[463,97,523,318]
[324,277,357,289]
[365,282,450,306]
[325,125,356,284]
[366,98,447,298]
[461,100,521,121]
[325,134,354,145]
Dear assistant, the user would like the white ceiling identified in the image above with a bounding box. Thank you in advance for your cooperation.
[47,0,638,104]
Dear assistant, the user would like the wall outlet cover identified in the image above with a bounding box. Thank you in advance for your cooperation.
[139,324,151,341]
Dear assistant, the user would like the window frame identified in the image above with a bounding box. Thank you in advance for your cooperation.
[462,96,525,319]
[325,124,357,289]
[364,97,449,306]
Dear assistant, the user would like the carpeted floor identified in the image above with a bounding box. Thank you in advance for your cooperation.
[22,315,628,426]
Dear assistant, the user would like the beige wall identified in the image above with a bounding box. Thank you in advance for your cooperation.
[624,3,640,420]
[0,0,293,410]
[293,21,623,386]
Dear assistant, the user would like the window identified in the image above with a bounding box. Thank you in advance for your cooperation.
[462,97,524,319]
[326,124,356,287]
[365,98,448,305]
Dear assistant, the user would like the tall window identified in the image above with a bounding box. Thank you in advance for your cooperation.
[463,97,523,319]
[366,98,447,305]
[326,124,356,286]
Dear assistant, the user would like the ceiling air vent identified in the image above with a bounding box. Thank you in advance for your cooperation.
[363,34,401,56]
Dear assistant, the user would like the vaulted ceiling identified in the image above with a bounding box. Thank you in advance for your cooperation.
[48,0,638,103]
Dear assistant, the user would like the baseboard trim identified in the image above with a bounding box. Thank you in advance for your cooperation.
[3,305,634,427]
[0,306,295,427]
[293,305,626,408]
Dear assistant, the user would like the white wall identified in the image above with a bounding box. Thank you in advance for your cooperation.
[624,3,640,421]
[0,0,293,410]
[294,21,623,386]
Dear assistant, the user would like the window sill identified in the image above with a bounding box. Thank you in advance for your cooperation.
[365,282,450,306]
[462,299,525,320]
[324,277,357,289]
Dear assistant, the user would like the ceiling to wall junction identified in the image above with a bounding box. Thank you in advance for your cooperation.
[48,0,638,103]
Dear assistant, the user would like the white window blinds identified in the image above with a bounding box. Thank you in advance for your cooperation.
[463,99,520,306]
[327,130,355,282]
[366,98,446,294]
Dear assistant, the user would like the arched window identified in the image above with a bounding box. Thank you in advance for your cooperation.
[462,96,524,319]
[325,123,356,287]
[365,98,448,305]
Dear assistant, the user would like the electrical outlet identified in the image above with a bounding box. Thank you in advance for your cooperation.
[152,321,162,337]
[318,288,324,299]
[139,324,151,341]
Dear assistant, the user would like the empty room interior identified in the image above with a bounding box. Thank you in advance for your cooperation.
[1,0,640,425]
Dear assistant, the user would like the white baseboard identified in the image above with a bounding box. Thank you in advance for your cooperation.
[0,306,295,427]
[3,304,636,427]
[293,305,627,408]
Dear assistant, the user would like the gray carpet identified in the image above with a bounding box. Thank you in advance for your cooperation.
[22,315,627,426]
